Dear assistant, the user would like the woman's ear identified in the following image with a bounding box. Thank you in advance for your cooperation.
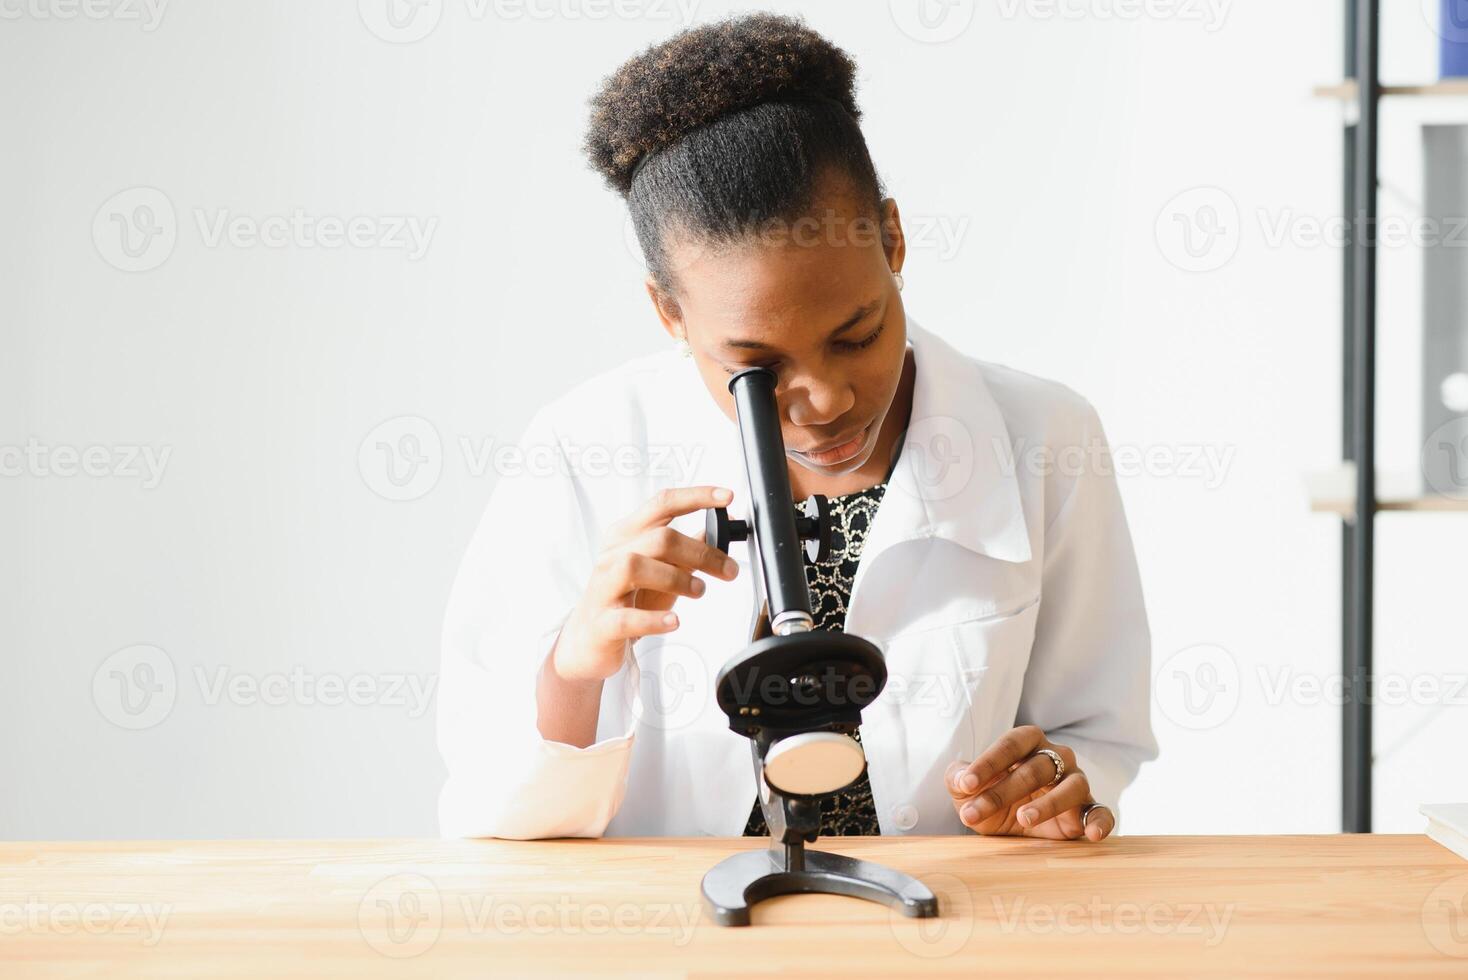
[880,197,907,276]
[644,278,684,342]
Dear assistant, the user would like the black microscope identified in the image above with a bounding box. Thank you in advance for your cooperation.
[699,366,940,927]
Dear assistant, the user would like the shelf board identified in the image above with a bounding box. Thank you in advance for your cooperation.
[1310,495,1468,517]
[1306,465,1468,518]
[1315,79,1468,99]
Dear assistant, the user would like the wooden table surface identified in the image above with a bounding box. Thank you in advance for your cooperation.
[2,835,1466,977]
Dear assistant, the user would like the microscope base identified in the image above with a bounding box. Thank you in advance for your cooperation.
[700,842,940,927]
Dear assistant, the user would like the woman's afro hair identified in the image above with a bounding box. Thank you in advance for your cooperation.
[583,12,864,196]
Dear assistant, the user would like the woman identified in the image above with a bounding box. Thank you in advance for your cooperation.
[437,13,1155,843]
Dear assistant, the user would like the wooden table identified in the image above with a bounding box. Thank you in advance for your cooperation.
[2,835,1466,976]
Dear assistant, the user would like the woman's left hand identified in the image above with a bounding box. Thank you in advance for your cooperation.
[945,725,1115,841]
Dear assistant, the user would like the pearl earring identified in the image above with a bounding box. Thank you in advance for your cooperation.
[893,272,905,292]
[675,332,692,358]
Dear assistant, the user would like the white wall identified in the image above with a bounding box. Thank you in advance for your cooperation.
[2,0,1462,840]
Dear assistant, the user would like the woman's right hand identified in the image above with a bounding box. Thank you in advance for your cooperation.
[550,485,741,683]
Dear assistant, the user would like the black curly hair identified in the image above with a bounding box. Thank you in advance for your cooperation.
[583,12,888,298]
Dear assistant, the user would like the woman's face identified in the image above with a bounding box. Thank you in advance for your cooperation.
[647,176,910,491]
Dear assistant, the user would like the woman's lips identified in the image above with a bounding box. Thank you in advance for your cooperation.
[796,423,869,465]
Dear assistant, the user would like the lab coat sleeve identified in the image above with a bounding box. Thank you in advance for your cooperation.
[436,405,640,840]
[1014,399,1157,830]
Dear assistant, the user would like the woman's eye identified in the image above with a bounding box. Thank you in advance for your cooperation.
[839,323,885,351]
[720,324,883,374]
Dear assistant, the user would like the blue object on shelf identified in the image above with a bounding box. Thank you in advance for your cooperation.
[1443,0,1468,77]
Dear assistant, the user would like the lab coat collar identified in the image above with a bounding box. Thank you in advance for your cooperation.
[661,316,1031,566]
[876,317,1033,565]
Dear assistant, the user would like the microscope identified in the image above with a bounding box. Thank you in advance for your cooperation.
[699,366,940,927]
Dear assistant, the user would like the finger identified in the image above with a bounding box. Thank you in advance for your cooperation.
[1014,772,1091,831]
[945,760,982,799]
[1083,804,1115,842]
[635,525,739,582]
[964,750,1061,822]
[591,606,681,645]
[626,486,735,535]
[954,726,1046,800]
[594,551,703,605]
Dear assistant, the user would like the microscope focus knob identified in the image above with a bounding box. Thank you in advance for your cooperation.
[795,494,833,563]
[705,507,750,555]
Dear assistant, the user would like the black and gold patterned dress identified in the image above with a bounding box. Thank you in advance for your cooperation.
[741,481,889,838]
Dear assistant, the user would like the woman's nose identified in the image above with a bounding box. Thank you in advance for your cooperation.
[784,375,855,427]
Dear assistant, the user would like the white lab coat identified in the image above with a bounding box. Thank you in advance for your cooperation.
[437,318,1157,839]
